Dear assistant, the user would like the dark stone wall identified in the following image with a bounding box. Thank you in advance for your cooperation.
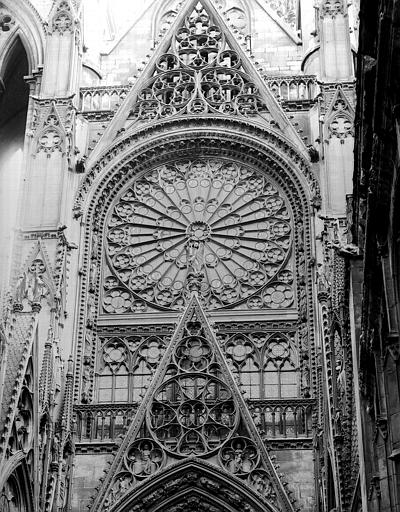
[352,1,400,510]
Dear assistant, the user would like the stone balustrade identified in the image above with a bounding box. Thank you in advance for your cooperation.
[265,75,318,102]
[248,399,314,438]
[74,399,313,443]
[80,85,130,113]
[74,403,138,442]
[79,75,318,112]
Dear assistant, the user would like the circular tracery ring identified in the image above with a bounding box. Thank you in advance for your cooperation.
[219,437,260,476]
[174,335,213,371]
[104,160,294,312]
[148,374,238,456]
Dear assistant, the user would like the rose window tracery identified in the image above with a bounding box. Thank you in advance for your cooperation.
[104,160,294,312]
[149,374,238,456]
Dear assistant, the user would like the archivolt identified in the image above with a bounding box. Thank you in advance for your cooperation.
[0,452,34,511]
[0,0,45,74]
[110,458,279,512]
[74,117,319,218]
[72,118,318,402]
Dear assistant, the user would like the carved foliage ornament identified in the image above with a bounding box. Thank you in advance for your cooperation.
[103,159,294,312]
[131,4,265,124]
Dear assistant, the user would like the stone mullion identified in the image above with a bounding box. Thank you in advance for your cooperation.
[317,286,344,511]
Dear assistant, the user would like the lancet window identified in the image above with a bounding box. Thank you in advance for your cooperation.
[223,332,299,399]
[97,336,166,403]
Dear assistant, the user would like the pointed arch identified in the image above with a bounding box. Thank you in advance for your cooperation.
[84,0,308,168]
[0,35,29,131]
[0,32,30,299]
[75,117,317,217]
[72,115,318,443]
[0,452,35,511]
[109,449,280,512]
[0,0,45,74]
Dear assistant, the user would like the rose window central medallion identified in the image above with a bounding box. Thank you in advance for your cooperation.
[104,160,294,312]
[186,221,211,242]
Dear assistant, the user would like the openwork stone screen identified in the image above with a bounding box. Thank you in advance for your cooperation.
[130,3,266,124]
[103,159,295,312]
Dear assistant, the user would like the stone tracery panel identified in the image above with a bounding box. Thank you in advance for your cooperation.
[97,335,167,402]
[149,373,238,456]
[133,3,263,123]
[222,331,299,398]
[103,159,295,313]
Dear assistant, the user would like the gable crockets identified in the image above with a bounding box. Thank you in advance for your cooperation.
[90,295,296,512]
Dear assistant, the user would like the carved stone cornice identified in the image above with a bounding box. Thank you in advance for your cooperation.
[215,320,298,332]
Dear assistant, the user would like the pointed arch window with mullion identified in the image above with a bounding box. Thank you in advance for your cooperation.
[225,333,299,399]
[97,337,166,403]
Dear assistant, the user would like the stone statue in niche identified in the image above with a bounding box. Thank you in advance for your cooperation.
[15,264,48,309]
[220,438,258,475]
[126,439,164,478]
[248,470,276,499]
[86,292,95,328]
[89,261,97,292]
[81,366,93,404]
[84,330,93,364]
[186,239,205,276]
[185,239,206,294]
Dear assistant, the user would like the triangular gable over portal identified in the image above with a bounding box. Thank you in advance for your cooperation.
[87,0,308,168]
[90,295,296,512]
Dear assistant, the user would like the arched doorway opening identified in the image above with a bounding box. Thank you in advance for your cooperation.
[109,459,280,512]
[0,36,29,292]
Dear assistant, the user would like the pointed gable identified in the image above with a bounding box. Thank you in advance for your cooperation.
[87,0,307,168]
[324,86,355,140]
[91,296,296,512]
[129,2,266,123]
[13,240,57,309]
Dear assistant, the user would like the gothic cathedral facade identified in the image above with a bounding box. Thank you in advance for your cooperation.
[0,1,364,512]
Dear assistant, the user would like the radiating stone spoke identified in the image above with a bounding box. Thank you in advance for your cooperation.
[105,160,293,311]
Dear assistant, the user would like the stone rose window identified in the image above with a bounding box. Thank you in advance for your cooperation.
[103,159,295,313]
